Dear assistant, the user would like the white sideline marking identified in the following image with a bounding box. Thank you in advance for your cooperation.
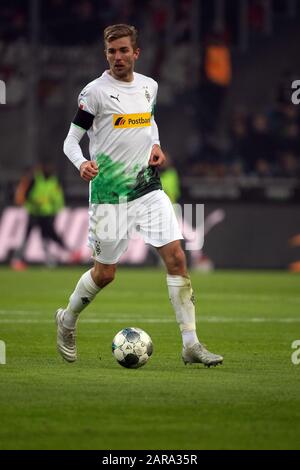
[0,310,40,315]
[0,315,300,324]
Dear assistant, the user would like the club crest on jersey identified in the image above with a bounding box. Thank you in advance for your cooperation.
[113,113,151,128]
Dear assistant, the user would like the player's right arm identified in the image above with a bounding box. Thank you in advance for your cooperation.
[63,85,99,182]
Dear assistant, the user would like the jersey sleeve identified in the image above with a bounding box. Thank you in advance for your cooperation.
[151,81,160,146]
[72,84,100,131]
[63,124,87,170]
[151,119,160,146]
[77,85,99,116]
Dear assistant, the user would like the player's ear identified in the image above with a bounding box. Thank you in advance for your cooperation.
[134,48,140,60]
[104,42,109,58]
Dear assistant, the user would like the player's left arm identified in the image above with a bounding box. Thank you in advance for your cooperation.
[148,83,166,167]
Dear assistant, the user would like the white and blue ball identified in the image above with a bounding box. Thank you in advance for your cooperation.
[112,327,153,369]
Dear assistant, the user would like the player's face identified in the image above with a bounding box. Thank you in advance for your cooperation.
[105,36,140,82]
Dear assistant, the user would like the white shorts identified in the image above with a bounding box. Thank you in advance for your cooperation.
[88,189,183,264]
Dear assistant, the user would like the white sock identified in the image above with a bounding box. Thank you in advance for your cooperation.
[167,274,199,348]
[63,269,101,329]
[182,330,199,348]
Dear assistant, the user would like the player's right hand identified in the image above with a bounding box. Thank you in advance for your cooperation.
[80,161,99,182]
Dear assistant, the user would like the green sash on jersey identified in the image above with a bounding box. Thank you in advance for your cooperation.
[91,153,162,204]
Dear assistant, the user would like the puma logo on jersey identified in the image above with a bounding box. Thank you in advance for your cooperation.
[113,113,151,128]
[110,94,120,102]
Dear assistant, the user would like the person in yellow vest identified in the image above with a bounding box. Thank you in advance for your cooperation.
[160,153,181,204]
[11,163,70,269]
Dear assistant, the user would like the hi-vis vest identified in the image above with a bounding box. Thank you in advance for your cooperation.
[160,168,181,204]
[25,172,64,216]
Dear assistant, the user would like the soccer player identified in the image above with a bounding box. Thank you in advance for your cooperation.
[57,24,223,367]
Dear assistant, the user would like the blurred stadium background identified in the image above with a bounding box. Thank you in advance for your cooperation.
[1,0,300,269]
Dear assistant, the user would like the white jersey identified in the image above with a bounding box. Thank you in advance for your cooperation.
[78,70,162,204]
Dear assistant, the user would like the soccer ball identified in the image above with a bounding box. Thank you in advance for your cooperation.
[112,327,153,369]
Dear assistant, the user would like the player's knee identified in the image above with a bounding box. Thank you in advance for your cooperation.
[167,247,186,275]
[101,272,115,287]
[93,265,116,288]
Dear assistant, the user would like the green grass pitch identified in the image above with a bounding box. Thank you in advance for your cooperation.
[0,267,300,450]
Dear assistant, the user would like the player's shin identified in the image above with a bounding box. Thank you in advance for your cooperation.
[63,269,101,328]
[167,274,199,347]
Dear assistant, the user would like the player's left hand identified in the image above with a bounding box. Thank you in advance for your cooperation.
[148,144,166,167]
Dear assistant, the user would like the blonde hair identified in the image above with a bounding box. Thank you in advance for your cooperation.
[104,24,138,50]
